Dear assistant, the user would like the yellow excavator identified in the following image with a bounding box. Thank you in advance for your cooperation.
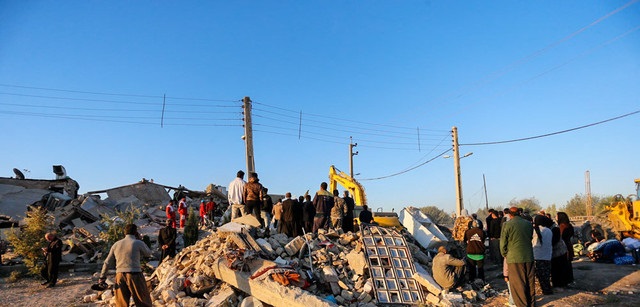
[328,165,401,228]
[606,178,640,239]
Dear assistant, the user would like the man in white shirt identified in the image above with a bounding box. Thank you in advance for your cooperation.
[228,170,246,220]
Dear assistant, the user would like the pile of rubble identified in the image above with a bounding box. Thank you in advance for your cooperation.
[86,215,498,307]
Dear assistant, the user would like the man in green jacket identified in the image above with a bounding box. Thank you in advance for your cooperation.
[500,207,535,307]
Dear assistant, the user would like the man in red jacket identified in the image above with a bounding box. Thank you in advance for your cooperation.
[165,200,176,228]
[178,197,188,228]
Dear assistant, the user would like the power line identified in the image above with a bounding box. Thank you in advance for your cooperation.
[359,148,453,181]
[0,83,240,102]
[0,102,241,114]
[461,109,640,146]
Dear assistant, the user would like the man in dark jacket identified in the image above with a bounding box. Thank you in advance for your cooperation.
[312,182,334,233]
[280,192,296,237]
[302,194,315,233]
[158,219,177,263]
[41,232,62,288]
[342,191,356,232]
[487,210,503,264]
[501,207,535,307]
[464,220,486,281]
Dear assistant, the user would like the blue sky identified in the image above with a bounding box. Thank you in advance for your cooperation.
[1,1,638,214]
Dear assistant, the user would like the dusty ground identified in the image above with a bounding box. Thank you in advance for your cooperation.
[0,256,638,306]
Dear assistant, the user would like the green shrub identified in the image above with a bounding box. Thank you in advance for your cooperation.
[183,207,199,247]
[8,270,22,283]
[98,206,140,257]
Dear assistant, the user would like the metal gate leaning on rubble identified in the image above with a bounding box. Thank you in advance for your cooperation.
[360,224,425,305]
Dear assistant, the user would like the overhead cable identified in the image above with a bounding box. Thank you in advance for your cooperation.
[359,148,453,181]
[461,109,640,146]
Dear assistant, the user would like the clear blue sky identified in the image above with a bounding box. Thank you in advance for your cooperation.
[1,1,638,214]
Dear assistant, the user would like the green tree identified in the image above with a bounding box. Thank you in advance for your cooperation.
[419,206,454,226]
[507,197,542,213]
[561,194,605,217]
[6,207,54,275]
[183,207,199,247]
[544,204,558,217]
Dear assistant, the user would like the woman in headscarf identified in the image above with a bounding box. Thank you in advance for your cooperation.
[557,212,575,283]
[532,214,553,294]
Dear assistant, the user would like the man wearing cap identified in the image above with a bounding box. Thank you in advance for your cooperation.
[500,207,535,307]
[228,170,246,220]
[99,224,152,307]
[432,246,466,290]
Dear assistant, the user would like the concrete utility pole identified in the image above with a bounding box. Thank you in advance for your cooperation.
[452,126,463,216]
[349,136,358,178]
[483,173,489,210]
[586,170,592,216]
[243,96,255,175]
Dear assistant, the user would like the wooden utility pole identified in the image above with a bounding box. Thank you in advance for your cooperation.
[452,126,463,216]
[349,136,358,178]
[243,97,255,175]
[586,170,592,216]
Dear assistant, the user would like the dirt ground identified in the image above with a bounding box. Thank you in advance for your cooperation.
[0,256,638,306]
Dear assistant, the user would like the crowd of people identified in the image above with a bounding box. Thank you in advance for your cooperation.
[433,208,577,307]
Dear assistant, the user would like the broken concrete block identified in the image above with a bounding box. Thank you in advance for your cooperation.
[330,282,341,295]
[61,252,78,263]
[426,292,440,305]
[413,271,442,296]
[463,290,477,301]
[239,296,264,307]
[284,236,305,256]
[340,290,354,301]
[345,250,366,275]
[255,238,275,254]
[323,266,339,282]
[205,285,237,307]
[338,280,349,290]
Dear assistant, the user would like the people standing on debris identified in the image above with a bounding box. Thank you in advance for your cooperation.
[41,232,62,288]
[342,191,355,233]
[487,209,503,265]
[358,205,374,224]
[199,200,207,227]
[228,170,246,220]
[243,172,265,228]
[331,189,347,230]
[433,246,466,290]
[158,219,177,263]
[464,220,486,281]
[557,212,574,282]
[312,182,334,233]
[302,194,314,233]
[500,207,535,307]
[165,200,176,228]
[205,198,216,224]
[261,188,273,230]
[279,193,296,237]
[532,214,553,295]
[178,197,188,228]
[99,224,152,307]
[272,198,283,231]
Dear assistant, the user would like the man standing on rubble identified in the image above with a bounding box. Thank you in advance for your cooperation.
[228,170,246,220]
[41,232,62,288]
[178,197,188,229]
[205,197,216,224]
[99,224,152,307]
[331,189,347,230]
[243,172,265,228]
[280,192,296,237]
[501,207,535,307]
[158,219,176,263]
[312,182,334,233]
[302,194,314,233]
[342,191,355,233]
[165,200,176,228]
[261,188,273,230]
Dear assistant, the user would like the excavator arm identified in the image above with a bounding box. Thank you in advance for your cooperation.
[328,165,367,206]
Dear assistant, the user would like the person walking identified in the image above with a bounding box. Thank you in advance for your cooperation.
[41,232,62,288]
[228,170,246,220]
[464,220,486,281]
[158,219,177,263]
[500,207,535,307]
[99,224,152,307]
